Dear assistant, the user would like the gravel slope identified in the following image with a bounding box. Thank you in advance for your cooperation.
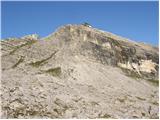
[1,24,159,118]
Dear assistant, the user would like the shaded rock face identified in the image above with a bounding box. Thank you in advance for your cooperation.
[1,24,159,119]
[46,25,159,81]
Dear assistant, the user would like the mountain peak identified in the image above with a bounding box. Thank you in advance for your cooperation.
[1,24,159,119]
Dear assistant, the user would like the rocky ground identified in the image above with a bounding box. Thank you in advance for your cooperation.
[1,24,159,118]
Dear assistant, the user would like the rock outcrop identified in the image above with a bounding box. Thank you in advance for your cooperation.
[1,24,159,118]
[21,34,39,40]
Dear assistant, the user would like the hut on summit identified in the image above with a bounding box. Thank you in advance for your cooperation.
[82,22,92,28]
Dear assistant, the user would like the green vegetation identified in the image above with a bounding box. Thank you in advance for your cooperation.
[9,40,37,55]
[141,112,146,117]
[44,34,54,41]
[117,98,125,103]
[43,67,61,77]
[29,59,47,67]
[90,101,99,106]
[99,113,111,118]
[151,101,159,106]
[12,56,24,68]
[148,79,159,86]
[29,52,56,67]
[136,96,146,101]
[108,37,120,47]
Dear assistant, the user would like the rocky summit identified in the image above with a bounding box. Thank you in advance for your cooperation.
[1,24,159,118]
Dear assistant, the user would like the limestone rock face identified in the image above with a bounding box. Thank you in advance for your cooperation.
[1,24,159,119]
[21,34,39,40]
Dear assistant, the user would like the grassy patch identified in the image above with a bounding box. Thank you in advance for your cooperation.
[12,56,24,68]
[90,101,99,106]
[29,52,56,67]
[136,96,146,101]
[141,112,146,117]
[9,40,37,55]
[117,98,125,103]
[44,34,55,41]
[108,37,121,47]
[148,79,159,86]
[151,101,159,106]
[43,67,61,77]
[99,113,111,118]
[29,59,47,67]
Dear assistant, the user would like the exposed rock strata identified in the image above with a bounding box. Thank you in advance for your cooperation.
[1,24,159,118]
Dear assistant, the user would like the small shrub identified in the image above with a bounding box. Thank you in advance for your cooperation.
[9,40,37,55]
[141,112,146,116]
[99,113,111,118]
[44,67,61,77]
[29,59,47,67]
[117,98,125,103]
[148,79,159,86]
[108,37,121,47]
[151,101,159,106]
[136,96,146,101]
[12,56,24,68]
[29,52,56,67]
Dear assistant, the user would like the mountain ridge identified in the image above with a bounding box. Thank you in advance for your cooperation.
[1,24,159,118]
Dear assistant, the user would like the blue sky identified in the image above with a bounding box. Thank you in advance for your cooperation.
[1,1,158,45]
